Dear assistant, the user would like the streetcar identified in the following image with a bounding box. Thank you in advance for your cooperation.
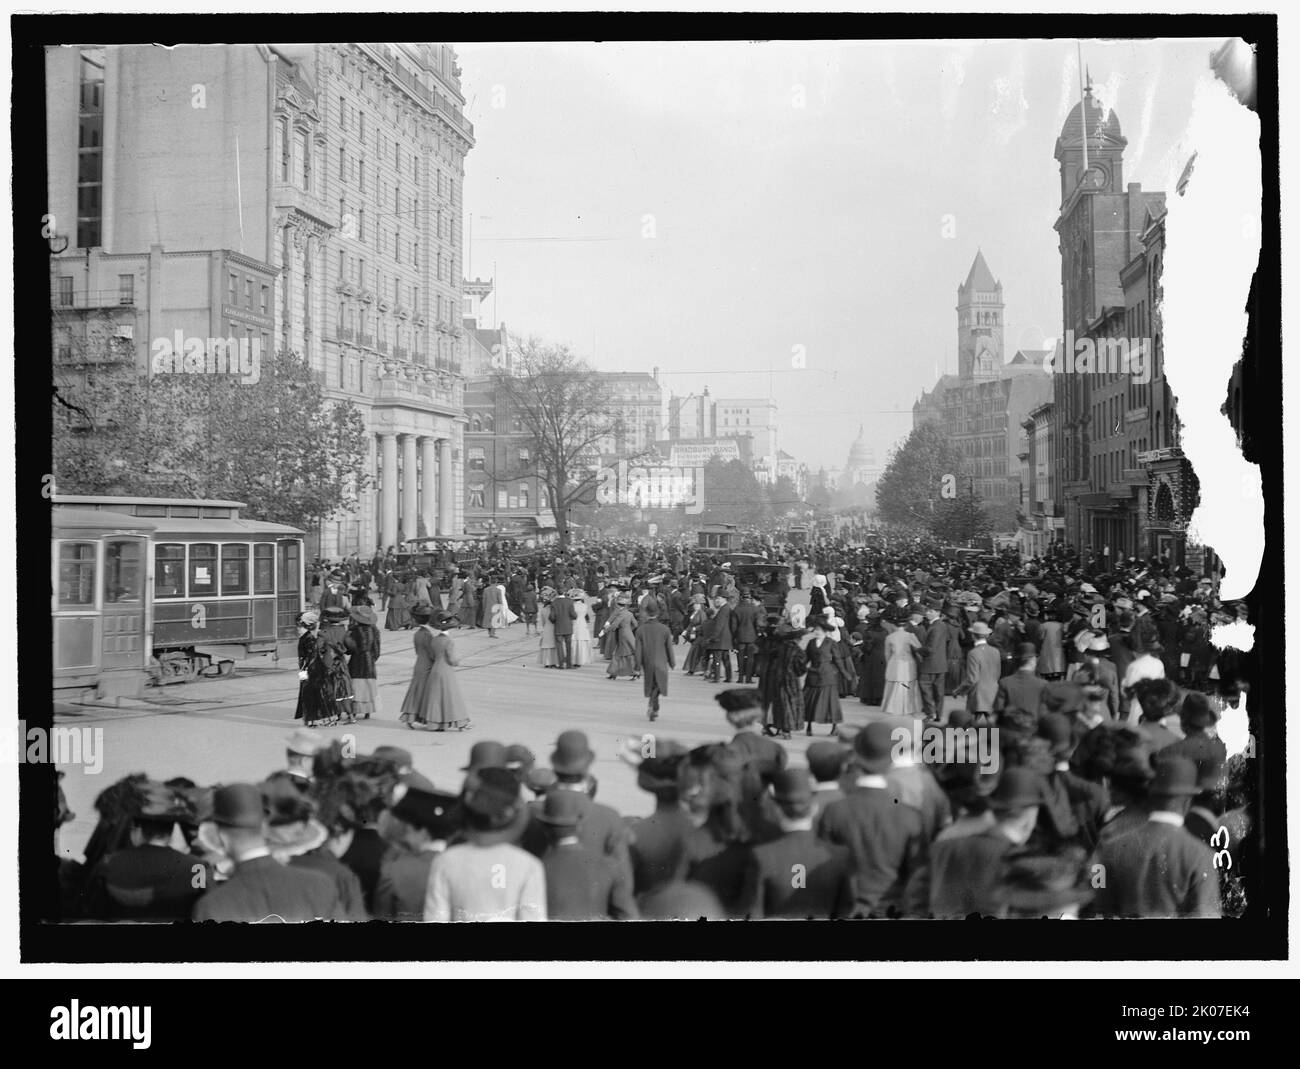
[53,496,306,697]
[697,523,743,552]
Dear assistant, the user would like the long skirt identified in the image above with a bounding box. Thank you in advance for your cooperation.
[385,595,411,631]
[881,678,922,717]
[294,674,331,726]
[804,683,843,726]
[400,663,468,730]
[350,677,380,719]
[539,641,558,667]
[683,636,708,674]
[609,650,638,678]
[859,652,886,705]
[573,635,592,666]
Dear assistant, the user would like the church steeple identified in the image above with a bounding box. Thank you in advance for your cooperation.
[956,250,1004,380]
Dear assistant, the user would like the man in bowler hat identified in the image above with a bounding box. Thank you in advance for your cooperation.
[1088,755,1221,918]
[741,769,853,919]
[538,790,638,920]
[192,784,344,922]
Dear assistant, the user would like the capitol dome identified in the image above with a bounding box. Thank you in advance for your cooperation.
[844,425,875,475]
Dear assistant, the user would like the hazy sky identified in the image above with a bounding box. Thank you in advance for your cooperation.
[458,38,1226,471]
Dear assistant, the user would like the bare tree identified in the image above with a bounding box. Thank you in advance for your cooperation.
[490,336,631,547]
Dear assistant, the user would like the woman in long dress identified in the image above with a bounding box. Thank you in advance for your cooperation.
[317,606,357,725]
[293,611,331,726]
[604,597,639,680]
[802,618,843,735]
[344,604,382,720]
[385,571,412,631]
[1036,606,1067,680]
[682,595,710,674]
[570,589,593,666]
[399,607,471,732]
[880,614,923,717]
[756,624,807,740]
[538,588,559,668]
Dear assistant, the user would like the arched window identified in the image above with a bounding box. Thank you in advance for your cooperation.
[470,414,482,433]
[483,414,495,432]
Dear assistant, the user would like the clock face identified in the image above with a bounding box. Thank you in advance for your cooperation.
[1084,165,1107,190]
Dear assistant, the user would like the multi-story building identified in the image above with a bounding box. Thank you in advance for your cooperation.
[776,450,810,500]
[912,252,1052,509]
[593,370,664,457]
[461,379,555,540]
[1018,401,1057,557]
[715,398,777,458]
[1051,76,1174,562]
[46,42,475,557]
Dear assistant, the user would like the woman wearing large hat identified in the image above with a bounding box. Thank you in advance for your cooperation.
[318,605,358,725]
[292,611,331,727]
[399,605,472,732]
[345,604,382,720]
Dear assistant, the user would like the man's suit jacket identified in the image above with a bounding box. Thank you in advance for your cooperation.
[905,827,1018,918]
[1089,818,1221,918]
[549,596,578,636]
[626,805,696,897]
[522,790,632,887]
[542,842,638,919]
[918,618,961,675]
[994,669,1050,718]
[1109,632,1138,680]
[192,855,343,922]
[634,618,676,693]
[1086,657,1121,718]
[815,784,927,917]
[709,604,735,650]
[373,847,442,921]
[741,828,854,919]
[731,601,763,645]
[964,643,1004,714]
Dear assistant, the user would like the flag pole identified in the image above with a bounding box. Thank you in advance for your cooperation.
[1077,41,1090,179]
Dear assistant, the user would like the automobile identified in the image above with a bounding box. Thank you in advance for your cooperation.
[722,554,789,621]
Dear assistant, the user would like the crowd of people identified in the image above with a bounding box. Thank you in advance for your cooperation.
[53,532,1254,923]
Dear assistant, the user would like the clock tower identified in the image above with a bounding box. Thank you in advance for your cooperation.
[956,249,1004,380]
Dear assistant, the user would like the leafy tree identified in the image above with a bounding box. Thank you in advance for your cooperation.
[930,495,993,543]
[489,336,629,548]
[697,457,771,527]
[52,348,370,533]
[874,421,964,527]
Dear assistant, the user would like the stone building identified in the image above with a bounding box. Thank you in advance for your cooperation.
[46,42,475,557]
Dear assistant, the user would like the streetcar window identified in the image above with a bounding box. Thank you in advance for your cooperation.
[278,542,301,592]
[58,542,97,608]
[188,543,217,595]
[201,507,233,519]
[254,543,275,594]
[134,504,168,517]
[170,506,200,518]
[221,543,250,595]
[155,544,186,598]
[103,539,143,603]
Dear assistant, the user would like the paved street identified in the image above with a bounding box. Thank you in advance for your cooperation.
[53,588,906,863]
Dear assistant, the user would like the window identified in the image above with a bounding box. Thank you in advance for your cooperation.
[359,111,366,141]
[277,541,300,593]
[118,274,134,305]
[188,544,218,597]
[483,414,495,432]
[77,48,105,247]
[261,284,270,316]
[497,489,508,510]
[469,447,486,471]
[103,539,143,603]
[245,277,253,307]
[468,487,485,509]
[519,484,530,509]
[229,272,238,304]
[155,544,186,598]
[518,447,530,465]
[220,544,250,595]
[58,277,74,307]
[339,146,347,183]
[58,542,97,608]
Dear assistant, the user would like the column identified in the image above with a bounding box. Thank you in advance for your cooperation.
[379,433,398,551]
[438,437,455,535]
[420,436,438,543]
[401,433,419,542]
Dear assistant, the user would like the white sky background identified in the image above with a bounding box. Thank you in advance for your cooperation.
[459,38,1224,471]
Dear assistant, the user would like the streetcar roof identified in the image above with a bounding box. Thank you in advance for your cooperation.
[53,494,247,509]
[52,506,158,534]
[145,516,306,538]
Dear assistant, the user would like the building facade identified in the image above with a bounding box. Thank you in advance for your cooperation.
[912,252,1052,511]
[47,42,475,557]
[1051,77,1188,564]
